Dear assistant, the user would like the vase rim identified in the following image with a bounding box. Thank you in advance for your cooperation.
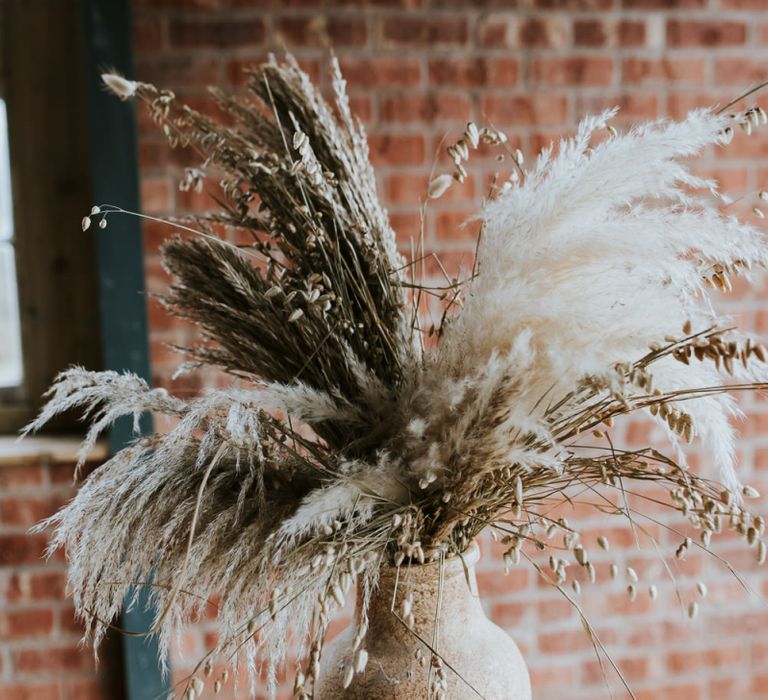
[380,540,480,580]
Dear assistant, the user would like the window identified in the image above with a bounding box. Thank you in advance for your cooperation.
[0,1,103,433]
[0,98,23,390]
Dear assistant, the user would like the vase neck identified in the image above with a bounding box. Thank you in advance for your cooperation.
[358,544,485,643]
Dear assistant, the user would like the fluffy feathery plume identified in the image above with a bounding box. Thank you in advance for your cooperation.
[435,108,767,489]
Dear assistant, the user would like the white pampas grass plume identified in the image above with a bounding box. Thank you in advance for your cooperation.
[102,72,137,100]
[435,108,767,486]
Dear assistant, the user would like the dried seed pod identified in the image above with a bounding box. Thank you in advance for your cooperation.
[514,476,523,505]
[758,540,767,565]
[743,485,761,498]
[354,648,369,673]
[428,174,454,200]
[466,122,480,149]
[687,601,699,619]
[586,561,596,583]
[342,663,354,689]
[574,545,588,566]
[748,527,758,545]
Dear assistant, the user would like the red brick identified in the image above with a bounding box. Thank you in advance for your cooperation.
[576,93,659,123]
[519,16,569,48]
[0,465,45,490]
[574,19,645,47]
[481,94,568,127]
[132,16,165,52]
[225,58,321,88]
[623,58,706,85]
[338,57,421,87]
[434,209,479,241]
[636,684,703,700]
[4,571,67,603]
[542,627,620,654]
[58,606,84,636]
[476,567,529,597]
[0,683,60,700]
[624,0,703,5]
[135,55,220,89]
[386,173,429,205]
[533,0,611,7]
[531,57,614,87]
[583,655,649,684]
[12,646,90,674]
[0,535,48,567]
[140,177,174,216]
[0,608,54,638]
[368,134,425,166]
[133,0,222,7]
[388,211,423,240]
[347,94,373,124]
[62,679,104,700]
[667,20,747,47]
[666,91,733,120]
[0,497,61,527]
[429,57,519,88]
[573,20,606,47]
[168,18,265,48]
[275,16,367,48]
[714,59,768,87]
[381,16,468,47]
[380,93,472,124]
[490,601,526,627]
[528,664,578,689]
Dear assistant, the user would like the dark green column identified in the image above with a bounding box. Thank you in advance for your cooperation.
[81,1,169,698]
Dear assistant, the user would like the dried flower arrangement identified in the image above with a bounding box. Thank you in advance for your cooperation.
[26,55,768,698]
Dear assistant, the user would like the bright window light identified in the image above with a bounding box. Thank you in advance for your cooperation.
[0,99,23,388]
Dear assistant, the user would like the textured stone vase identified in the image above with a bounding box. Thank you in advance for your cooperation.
[315,541,531,699]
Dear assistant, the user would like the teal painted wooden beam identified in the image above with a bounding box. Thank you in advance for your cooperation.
[81,1,169,698]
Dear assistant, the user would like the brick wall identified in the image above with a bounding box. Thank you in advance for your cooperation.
[4,1,766,699]
[0,452,123,700]
[131,1,768,698]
